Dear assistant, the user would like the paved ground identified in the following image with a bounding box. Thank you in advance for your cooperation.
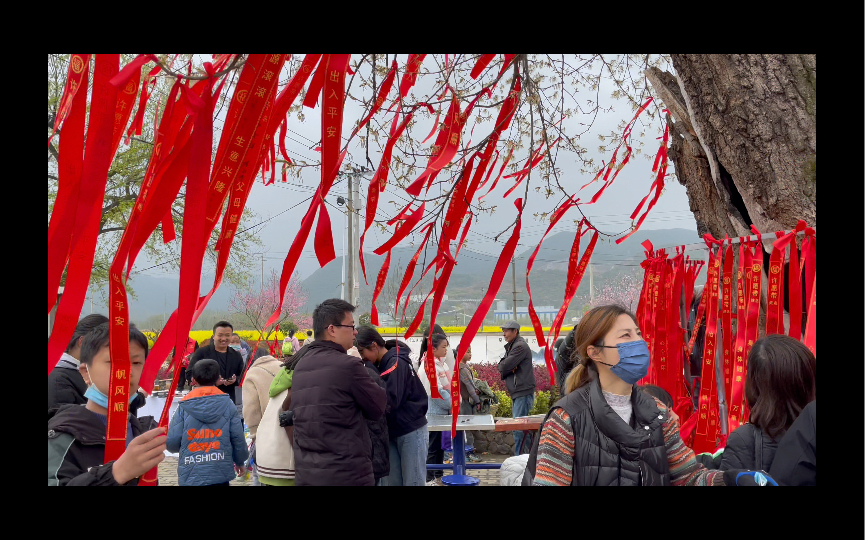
[157,453,511,486]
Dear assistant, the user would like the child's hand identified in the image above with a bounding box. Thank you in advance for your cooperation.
[112,427,167,484]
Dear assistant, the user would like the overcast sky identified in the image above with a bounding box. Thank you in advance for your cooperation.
[134,55,699,284]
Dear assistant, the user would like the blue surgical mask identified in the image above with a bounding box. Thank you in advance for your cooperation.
[229,344,242,351]
[84,366,139,409]
[595,340,651,385]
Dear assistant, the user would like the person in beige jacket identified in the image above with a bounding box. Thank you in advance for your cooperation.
[242,354,282,486]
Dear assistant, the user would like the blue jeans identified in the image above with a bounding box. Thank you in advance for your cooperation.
[382,424,428,486]
[512,394,535,455]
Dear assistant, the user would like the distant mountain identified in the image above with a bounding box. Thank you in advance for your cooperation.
[92,228,705,326]
[82,273,236,324]
[301,227,705,314]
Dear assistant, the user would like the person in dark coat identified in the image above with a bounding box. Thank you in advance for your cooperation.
[361,358,390,484]
[355,327,429,486]
[187,321,244,403]
[48,323,166,486]
[719,335,816,473]
[769,400,816,486]
[48,314,108,411]
[289,299,387,486]
[497,320,536,455]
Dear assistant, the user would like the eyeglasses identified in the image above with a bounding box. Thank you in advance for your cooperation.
[331,324,356,331]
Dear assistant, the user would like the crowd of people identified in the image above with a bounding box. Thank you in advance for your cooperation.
[48,298,815,486]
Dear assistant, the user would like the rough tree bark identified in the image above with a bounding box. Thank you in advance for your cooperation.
[646,54,816,339]
[647,54,816,240]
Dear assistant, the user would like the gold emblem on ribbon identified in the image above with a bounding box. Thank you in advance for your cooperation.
[71,56,85,74]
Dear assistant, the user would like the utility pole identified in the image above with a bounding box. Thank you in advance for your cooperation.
[511,258,518,319]
[344,168,368,308]
[341,207,346,300]
[351,170,361,307]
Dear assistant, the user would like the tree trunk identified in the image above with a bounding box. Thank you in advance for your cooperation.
[646,55,815,337]
[647,54,816,239]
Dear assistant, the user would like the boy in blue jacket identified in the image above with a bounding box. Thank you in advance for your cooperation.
[167,359,248,486]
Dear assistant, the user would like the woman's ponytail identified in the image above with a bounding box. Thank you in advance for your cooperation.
[565,358,595,394]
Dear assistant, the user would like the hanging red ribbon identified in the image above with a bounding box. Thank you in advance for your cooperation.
[720,239,734,413]
[47,55,120,372]
[803,275,816,356]
[470,54,496,79]
[526,197,578,379]
[479,145,514,200]
[371,248,393,326]
[47,55,90,316]
[693,240,721,454]
[359,107,422,283]
[392,223,434,322]
[452,198,524,438]
[765,230,787,335]
[728,237,747,432]
[545,221,599,373]
[48,54,93,146]
[351,59,398,137]
[373,202,427,255]
[266,54,348,329]
[398,54,426,99]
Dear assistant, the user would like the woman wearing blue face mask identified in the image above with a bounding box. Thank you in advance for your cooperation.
[525,304,760,486]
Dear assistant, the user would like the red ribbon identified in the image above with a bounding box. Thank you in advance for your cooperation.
[265,55,348,329]
[545,220,599,373]
[359,107,419,283]
[451,198,524,437]
[48,55,90,315]
[392,223,434,322]
[351,59,397,137]
[742,233,764,423]
[615,114,670,245]
[479,145,514,200]
[720,239,734,413]
[526,197,578,379]
[770,221,808,338]
[373,203,426,255]
[371,248,393,326]
[693,240,720,453]
[48,54,92,146]
[728,237,748,432]
[803,274,816,357]
[398,54,426,99]
[140,55,289,393]
[470,54,496,79]
[47,55,119,372]
[765,230,787,335]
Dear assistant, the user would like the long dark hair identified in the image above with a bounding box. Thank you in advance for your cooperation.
[418,324,446,359]
[355,326,407,353]
[746,334,816,440]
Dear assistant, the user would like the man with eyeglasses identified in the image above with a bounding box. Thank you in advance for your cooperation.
[288,298,387,486]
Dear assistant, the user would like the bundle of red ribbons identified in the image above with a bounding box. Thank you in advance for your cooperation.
[636,222,815,455]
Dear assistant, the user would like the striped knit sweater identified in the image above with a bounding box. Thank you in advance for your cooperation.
[533,399,725,486]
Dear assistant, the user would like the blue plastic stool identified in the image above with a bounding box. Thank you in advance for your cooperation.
[441,474,480,486]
